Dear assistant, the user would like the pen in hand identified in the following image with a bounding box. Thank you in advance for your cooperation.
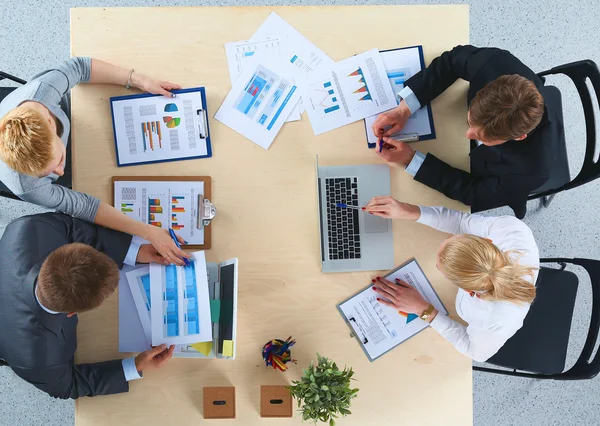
[333,203,363,210]
[168,228,191,267]
[378,129,385,153]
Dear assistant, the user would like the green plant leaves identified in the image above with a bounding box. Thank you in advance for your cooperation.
[288,354,359,425]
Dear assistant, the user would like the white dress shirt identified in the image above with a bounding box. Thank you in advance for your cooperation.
[35,240,143,381]
[416,206,539,362]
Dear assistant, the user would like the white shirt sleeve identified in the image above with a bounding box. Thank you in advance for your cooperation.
[397,86,422,114]
[429,313,510,362]
[416,206,500,236]
[405,151,426,177]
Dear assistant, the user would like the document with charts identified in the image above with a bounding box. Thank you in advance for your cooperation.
[110,88,211,166]
[150,251,212,346]
[249,12,336,114]
[337,258,447,361]
[224,39,301,122]
[364,46,436,147]
[113,179,205,245]
[298,49,397,135]
[215,52,301,149]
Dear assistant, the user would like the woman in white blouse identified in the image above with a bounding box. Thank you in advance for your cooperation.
[364,196,539,362]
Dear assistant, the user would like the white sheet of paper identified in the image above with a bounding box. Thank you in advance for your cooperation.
[119,265,152,353]
[114,180,204,245]
[214,51,301,150]
[250,12,336,115]
[150,251,212,346]
[125,266,152,347]
[364,47,434,144]
[224,39,301,122]
[111,90,209,165]
[298,48,397,135]
[338,259,447,361]
[119,264,214,357]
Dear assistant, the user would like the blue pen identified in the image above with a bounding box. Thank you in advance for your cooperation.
[333,203,362,210]
[168,228,191,267]
[379,137,384,153]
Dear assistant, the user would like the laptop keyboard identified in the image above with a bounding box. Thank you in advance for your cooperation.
[325,177,362,260]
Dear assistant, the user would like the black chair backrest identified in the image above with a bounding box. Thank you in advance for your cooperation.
[533,60,600,199]
[544,258,600,380]
[0,71,26,85]
[0,72,27,201]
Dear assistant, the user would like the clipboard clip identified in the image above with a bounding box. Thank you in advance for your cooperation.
[197,109,209,140]
[198,195,217,229]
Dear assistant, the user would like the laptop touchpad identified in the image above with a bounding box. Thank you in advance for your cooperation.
[363,214,389,233]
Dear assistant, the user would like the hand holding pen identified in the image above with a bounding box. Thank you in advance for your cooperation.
[167,228,191,267]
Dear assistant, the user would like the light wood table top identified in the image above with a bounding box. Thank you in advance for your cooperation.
[71,5,471,425]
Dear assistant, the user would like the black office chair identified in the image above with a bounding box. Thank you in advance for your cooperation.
[0,71,28,201]
[525,60,600,216]
[473,258,600,380]
[0,70,73,201]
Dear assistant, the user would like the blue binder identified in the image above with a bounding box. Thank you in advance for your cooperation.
[110,87,212,167]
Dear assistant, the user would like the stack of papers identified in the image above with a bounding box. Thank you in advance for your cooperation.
[119,251,238,359]
[215,12,409,149]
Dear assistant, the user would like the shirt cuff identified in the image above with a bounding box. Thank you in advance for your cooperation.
[398,86,422,115]
[415,206,437,226]
[122,357,142,381]
[405,151,426,177]
[124,238,142,266]
[429,312,454,333]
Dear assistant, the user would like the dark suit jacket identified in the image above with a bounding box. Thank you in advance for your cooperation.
[0,213,132,399]
[405,45,555,215]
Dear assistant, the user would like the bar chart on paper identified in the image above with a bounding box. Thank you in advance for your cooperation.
[113,180,206,245]
[150,251,212,346]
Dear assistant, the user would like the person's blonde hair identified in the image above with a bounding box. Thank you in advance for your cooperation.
[0,106,55,176]
[438,234,537,304]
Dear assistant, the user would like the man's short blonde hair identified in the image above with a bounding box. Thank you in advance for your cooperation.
[0,106,55,176]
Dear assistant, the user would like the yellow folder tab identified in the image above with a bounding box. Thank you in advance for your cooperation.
[191,342,212,356]
[222,340,234,357]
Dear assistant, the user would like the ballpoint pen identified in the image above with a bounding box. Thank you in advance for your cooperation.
[168,228,191,267]
[332,203,363,210]
[378,129,385,153]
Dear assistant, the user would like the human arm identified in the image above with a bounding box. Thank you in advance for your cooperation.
[364,197,502,236]
[11,345,175,399]
[94,203,191,266]
[15,178,188,264]
[403,45,498,107]
[413,153,543,211]
[88,58,181,97]
[371,276,504,362]
[34,57,181,98]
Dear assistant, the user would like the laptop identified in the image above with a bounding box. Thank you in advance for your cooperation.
[316,157,394,273]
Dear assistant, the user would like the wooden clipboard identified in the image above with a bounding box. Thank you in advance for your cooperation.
[112,176,212,250]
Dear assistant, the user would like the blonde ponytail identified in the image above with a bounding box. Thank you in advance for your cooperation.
[438,234,537,305]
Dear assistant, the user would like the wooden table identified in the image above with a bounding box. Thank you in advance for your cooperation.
[71,5,471,425]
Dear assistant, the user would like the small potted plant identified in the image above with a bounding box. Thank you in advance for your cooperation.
[288,354,359,425]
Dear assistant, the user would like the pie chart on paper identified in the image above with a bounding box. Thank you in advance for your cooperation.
[163,103,181,128]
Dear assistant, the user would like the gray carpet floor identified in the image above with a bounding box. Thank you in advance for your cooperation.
[1,0,599,425]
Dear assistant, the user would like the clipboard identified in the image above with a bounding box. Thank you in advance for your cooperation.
[336,258,447,362]
[364,46,437,148]
[110,87,212,167]
[112,176,212,249]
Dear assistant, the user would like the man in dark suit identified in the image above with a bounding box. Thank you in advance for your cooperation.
[372,45,557,217]
[0,212,175,399]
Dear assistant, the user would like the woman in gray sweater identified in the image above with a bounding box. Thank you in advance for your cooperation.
[0,57,190,265]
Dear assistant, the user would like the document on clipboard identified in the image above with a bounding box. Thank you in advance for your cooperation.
[337,258,447,361]
[112,176,212,249]
[364,46,436,148]
[110,87,211,166]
